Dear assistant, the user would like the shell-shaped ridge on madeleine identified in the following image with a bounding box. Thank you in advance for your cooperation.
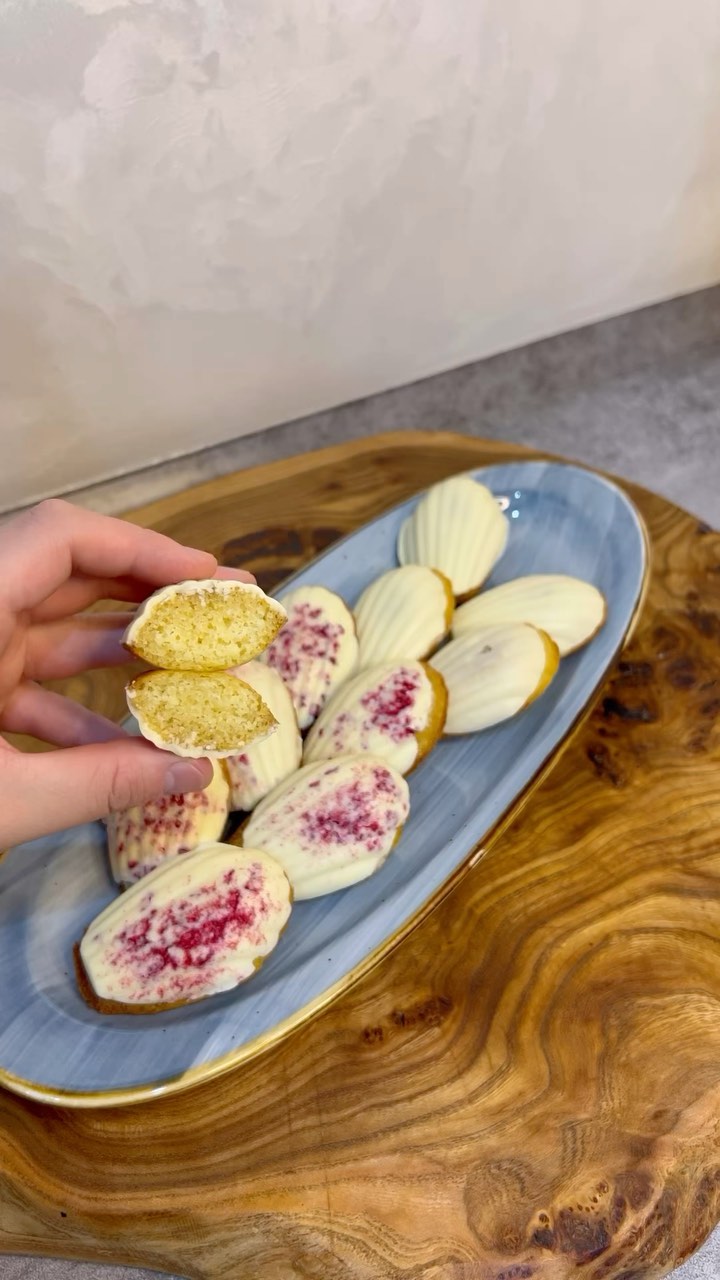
[453,573,607,656]
[431,622,559,734]
[397,474,508,598]
[353,566,453,668]
[79,843,292,1011]
[303,660,446,776]
[260,584,359,730]
[241,756,410,900]
[108,761,230,887]
[225,661,303,811]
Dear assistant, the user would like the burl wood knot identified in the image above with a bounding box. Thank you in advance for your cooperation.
[362,995,454,1044]
[584,586,719,788]
[460,1162,720,1279]
[464,1163,659,1272]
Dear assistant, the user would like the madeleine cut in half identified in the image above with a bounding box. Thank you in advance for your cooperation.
[240,756,410,900]
[123,579,287,672]
[107,761,230,888]
[225,661,302,812]
[453,573,607,657]
[260,585,359,730]
[76,844,292,1013]
[431,622,559,734]
[353,566,454,668]
[303,661,447,776]
[397,475,508,599]
[126,670,276,759]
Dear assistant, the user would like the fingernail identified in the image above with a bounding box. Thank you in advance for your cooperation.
[214,566,257,583]
[184,544,216,558]
[183,547,218,569]
[164,760,212,795]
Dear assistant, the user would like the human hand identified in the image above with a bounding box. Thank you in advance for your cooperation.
[0,499,254,848]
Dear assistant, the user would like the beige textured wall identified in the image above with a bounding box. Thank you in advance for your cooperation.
[2,0,720,510]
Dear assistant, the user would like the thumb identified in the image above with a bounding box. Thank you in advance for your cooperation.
[2,740,213,848]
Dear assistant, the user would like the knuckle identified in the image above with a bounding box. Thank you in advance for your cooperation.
[27,497,71,529]
[105,756,147,814]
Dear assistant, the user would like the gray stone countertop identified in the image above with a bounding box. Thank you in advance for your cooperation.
[2,287,718,1280]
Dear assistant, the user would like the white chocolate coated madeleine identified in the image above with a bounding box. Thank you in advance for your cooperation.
[241,757,410,900]
[397,474,508,599]
[432,622,559,734]
[353,566,453,668]
[126,670,276,759]
[108,762,230,887]
[78,844,291,1012]
[225,661,302,812]
[123,579,286,673]
[303,661,447,776]
[453,574,607,657]
[260,585,358,730]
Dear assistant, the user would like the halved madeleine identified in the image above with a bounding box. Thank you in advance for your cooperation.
[126,670,276,758]
[123,579,287,672]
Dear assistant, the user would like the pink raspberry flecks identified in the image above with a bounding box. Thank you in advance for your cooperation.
[298,771,405,855]
[357,667,422,742]
[107,865,274,998]
[265,601,345,713]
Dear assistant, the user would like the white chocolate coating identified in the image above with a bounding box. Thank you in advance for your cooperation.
[353,566,450,667]
[260,585,359,729]
[432,622,557,734]
[225,661,302,811]
[243,757,409,900]
[80,844,291,1008]
[107,762,230,887]
[397,474,508,597]
[453,574,606,656]
[303,662,435,775]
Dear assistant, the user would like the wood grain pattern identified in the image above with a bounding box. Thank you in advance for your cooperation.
[1,431,719,1280]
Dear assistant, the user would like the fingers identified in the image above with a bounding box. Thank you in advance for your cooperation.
[31,565,257,623]
[24,613,136,680]
[0,739,213,847]
[1,500,218,613]
[24,564,259,677]
[29,576,165,623]
[1,684,129,747]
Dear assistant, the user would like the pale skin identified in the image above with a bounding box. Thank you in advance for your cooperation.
[0,499,254,848]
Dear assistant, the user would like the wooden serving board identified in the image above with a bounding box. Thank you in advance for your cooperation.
[2,431,719,1280]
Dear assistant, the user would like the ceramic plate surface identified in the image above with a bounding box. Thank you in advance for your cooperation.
[0,463,648,1106]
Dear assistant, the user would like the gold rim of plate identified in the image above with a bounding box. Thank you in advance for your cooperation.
[0,486,651,1109]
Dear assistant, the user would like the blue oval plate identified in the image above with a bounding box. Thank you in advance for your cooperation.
[0,462,648,1107]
